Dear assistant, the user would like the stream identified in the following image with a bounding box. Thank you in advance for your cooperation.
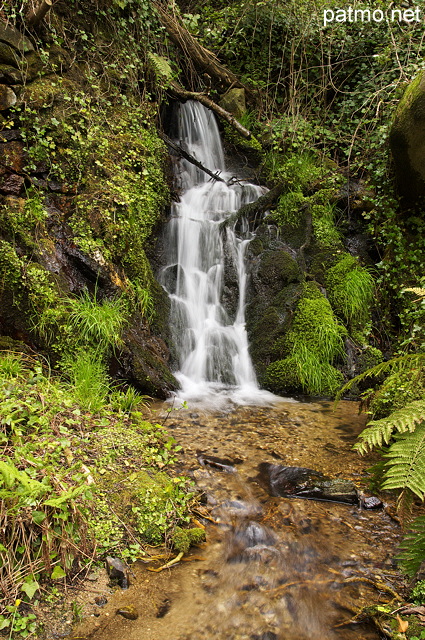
[73,398,402,640]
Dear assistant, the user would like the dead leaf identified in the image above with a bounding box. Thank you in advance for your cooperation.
[396,614,409,633]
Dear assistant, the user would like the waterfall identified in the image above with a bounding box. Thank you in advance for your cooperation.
[160,101,276,406]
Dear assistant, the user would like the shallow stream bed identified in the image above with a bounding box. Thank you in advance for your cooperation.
[72,398,403,640]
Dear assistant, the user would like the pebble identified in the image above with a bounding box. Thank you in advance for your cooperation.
[116,605,138,620]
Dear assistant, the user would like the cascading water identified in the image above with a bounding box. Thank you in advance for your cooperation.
[160,101,276,406]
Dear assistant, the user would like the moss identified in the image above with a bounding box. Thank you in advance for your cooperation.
[263,283,346,396]
[172,526,206,553]
[370,367,425,420]
[311,203,341,247]
[223,123,262,153]
[0,240,22,294]
[257,249,300,291]
[274,190,307,226]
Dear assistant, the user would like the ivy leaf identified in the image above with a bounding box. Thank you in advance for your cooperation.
[51,565,66,580]
[21,579,39,600]
[32,510,46,525]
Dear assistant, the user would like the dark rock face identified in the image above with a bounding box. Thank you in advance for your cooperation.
[245,227,302,378]
[389,71,425,202]
[258,463,359,505]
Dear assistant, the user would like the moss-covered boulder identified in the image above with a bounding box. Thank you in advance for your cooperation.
[390,71,425,201]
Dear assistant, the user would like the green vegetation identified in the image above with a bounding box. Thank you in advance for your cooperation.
[264,283,346,395]
[0,349,199,633]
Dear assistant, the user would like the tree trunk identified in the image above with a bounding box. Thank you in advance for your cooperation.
[153,2,256,100]
[27,0,53,27]
[169,81,252,139]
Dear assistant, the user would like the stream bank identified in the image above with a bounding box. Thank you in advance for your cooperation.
[70,398,404,640]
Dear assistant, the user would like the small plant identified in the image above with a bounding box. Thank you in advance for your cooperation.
[109,386,150,414]
[62,350,109,412]
[67,289,127,357]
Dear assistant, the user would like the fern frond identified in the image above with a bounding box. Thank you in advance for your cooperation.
[398,515,425,576]
[382,422,425,499]
[147,53,173,81]
[402,286,425,301]
[354,400,425,454]
[335,353,425,402]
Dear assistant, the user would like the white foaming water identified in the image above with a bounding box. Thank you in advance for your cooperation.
[160,101,282,408]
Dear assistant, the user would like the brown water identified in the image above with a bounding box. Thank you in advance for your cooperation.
[73,399,403,640]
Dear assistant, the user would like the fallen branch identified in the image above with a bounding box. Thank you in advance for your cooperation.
[169,81,252,139]
[220,182,285,230]
[159,131,226,183]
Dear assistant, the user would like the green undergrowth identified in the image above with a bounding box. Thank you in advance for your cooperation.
[0,350,199,634]
[264,283,346,395]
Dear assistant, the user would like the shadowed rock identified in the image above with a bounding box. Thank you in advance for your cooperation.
[258,463,359,505]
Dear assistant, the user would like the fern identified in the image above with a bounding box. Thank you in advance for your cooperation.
[354,400,425,454]
[382,422,425,499]
[398,515,425,576]
[337,353,425,400]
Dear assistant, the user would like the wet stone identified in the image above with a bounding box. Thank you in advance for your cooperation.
[105,556,129,589]
[258,463,359,505]
[197,452,239,473]
[362,496,383,510]
[116,605,138,620]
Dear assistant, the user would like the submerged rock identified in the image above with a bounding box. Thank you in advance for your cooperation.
[258,463,359,505]
[197,452,238,473]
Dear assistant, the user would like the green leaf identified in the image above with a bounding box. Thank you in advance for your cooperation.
[32,510,46,525]
[21,579,39,599]
[51,565,66,580]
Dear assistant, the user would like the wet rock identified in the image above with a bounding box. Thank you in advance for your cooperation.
[197,452,238,473]
[258,463,359,505]
[0,130,22,142]
[0,23,34,55]
[94,596,108,607]
[156,598,171,618]
[105,556,129,589]
[0,173,24,195]
[0,140,25,172]
[0,42,20,67]
[362,496,383,510]
[0,84,17,111]
[227,521,278,563]
[0,64,22,84]
[116,605,138,620]
[212,499,263,519]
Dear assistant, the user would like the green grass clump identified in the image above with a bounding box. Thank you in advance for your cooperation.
[325,254,374,333]
[67,289,127,356]
[264,284,346,396]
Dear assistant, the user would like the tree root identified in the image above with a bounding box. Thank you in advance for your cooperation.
[147,551,184,572]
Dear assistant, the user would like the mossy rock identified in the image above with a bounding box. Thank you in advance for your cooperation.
[262,283,346,396]
[21,75,76,109]
[0,335,31,353]
[257,249,300,292]
[389,70,425,201]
